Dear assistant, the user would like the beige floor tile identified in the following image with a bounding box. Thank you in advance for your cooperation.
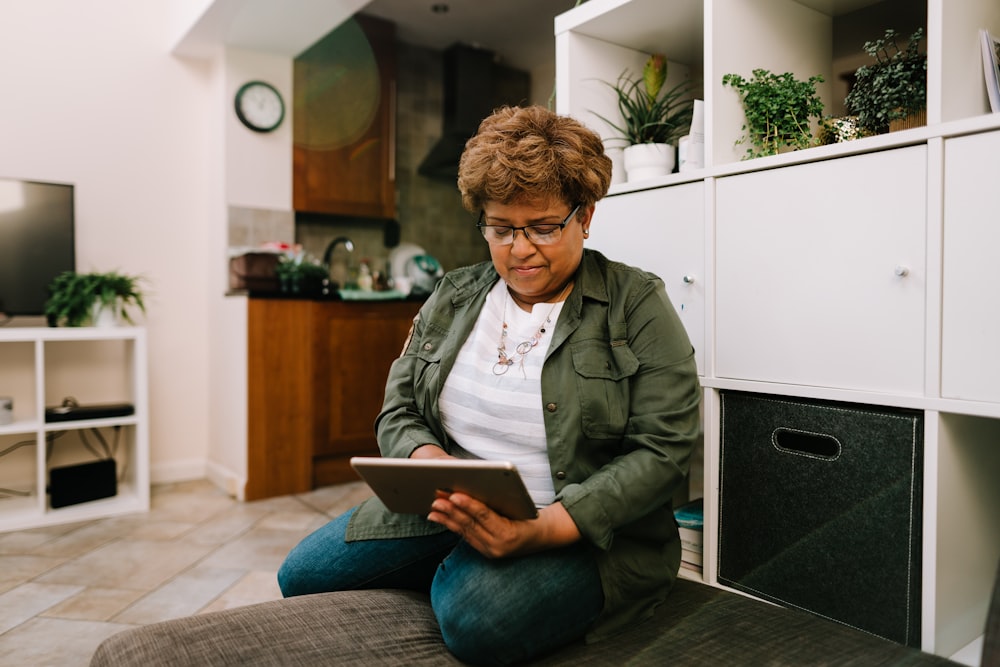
[146,485,237,523]
[113,566,245,625]
[203,570,281,611]
[0,479,363,665]
[255,509,327,532]
[29,519,141,559]
[244,493,313,513]
[40,587,145,622]
[4,519,97,544]
[297,480,374,515]
[198,527,311,572]
[36,538,215,591]
[0,530,65,555]
[0,582,82,634]
[0,617,132,667]
[0,554,68,591]
[181,505,273,546]
[126,519,195,540]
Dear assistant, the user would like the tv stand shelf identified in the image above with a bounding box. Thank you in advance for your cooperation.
[0,327,149,531]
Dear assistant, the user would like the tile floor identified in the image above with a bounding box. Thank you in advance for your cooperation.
[0,478,374,666]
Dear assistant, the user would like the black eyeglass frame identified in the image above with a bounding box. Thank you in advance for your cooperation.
[476,204,582,245]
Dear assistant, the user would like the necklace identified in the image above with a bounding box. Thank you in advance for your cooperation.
[493,283,572,377]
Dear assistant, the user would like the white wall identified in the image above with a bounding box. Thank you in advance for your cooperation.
[207,48,293,498]
[0,0,219,483]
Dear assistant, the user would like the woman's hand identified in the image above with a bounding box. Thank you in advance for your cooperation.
[428,492,581,558]
[409,444,455,460]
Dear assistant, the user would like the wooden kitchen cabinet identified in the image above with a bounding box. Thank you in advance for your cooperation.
[246,298,420,500]
[312,300,419,486]
[293,13,396,219]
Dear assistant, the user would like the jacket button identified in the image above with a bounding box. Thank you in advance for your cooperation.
[546,403,557,412]
[423,342,433,351]
[556,471,567,480]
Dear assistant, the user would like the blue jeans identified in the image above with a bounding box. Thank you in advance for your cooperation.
[278,507,604,666]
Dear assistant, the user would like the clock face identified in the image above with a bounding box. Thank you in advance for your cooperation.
[235,81,285,133]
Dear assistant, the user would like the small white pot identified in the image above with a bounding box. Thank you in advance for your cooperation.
[624,143,676,182]
[91,300,122,328]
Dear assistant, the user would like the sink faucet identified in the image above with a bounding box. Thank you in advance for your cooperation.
[322,236,355,266]
[322,236,355,288]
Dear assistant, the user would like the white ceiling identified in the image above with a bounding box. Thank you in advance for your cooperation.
[174,1,889,66]
[358,0,579,71]
[172,0,578,71]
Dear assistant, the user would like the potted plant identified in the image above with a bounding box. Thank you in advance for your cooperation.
[275,251,328,296]
[44,270,147,327]
[845,28,926,136]
[722,68,825,159]
[593,53,695,181]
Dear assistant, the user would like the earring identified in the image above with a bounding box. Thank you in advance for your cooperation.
[583,228,590,238]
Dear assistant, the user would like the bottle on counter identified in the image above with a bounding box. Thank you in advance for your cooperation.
[357,259,374,291]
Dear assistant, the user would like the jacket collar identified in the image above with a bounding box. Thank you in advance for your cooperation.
[577,249,610,305]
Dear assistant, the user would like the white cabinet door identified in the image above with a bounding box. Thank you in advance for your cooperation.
[941,131,1000,403]
[715,146,927,394]
[589,183,705,373]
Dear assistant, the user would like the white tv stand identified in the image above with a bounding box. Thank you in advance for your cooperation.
[0,327,149,531]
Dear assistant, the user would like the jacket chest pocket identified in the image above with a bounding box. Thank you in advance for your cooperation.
[412,325,447,413]
[570,340,639,439]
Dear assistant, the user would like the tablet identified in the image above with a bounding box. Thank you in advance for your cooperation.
[350,457,539,520]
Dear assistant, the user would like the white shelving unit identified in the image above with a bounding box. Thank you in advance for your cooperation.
[562,0,1000,660]
[0,327,149,531]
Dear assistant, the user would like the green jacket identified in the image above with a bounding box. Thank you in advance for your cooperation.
[348,249,701,641]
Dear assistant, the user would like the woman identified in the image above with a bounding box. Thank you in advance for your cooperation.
[278,105,701,665]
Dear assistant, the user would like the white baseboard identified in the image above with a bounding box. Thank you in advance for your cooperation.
[149,458,246,501]
[205,459,247,501]
[150,458,206,485]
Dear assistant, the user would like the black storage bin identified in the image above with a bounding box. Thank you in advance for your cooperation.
[718,391,923,647]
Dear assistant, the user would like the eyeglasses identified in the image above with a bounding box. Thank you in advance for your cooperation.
[477,204,581,246]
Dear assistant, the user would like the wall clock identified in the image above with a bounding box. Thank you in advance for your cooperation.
[234,80,285,133]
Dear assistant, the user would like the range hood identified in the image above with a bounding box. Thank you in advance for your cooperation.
[418,43,530,181]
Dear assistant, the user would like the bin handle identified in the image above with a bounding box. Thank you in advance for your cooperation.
[771,427,841,461]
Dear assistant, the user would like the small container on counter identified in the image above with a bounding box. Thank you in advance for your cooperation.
[0,396,13,425]
[357,260,374,291]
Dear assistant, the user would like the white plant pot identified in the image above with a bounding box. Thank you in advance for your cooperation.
[623,143,675,182]
[603,142,628,185]
[91,300,122,328]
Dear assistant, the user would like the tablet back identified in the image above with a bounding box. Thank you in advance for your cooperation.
[350,457,538,520]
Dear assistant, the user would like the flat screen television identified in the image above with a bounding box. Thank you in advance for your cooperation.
[0,177,75,319]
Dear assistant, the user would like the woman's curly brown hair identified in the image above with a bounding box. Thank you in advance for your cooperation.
[457,105,612,214]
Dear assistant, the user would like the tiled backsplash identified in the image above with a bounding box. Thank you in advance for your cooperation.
[228,206,294,249]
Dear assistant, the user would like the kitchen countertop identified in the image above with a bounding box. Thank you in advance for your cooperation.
[227,289,427,303]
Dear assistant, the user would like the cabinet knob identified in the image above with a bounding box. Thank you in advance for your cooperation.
[894,265,910,277]
[682,275,696,285]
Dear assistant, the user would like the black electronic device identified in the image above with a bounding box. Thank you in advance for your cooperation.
[45,402,134,422]
[0,177,75,318]
[49,458,117,508]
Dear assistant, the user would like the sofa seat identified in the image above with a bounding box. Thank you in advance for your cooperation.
[90,577,969,666]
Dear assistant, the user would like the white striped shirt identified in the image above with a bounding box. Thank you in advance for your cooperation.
[438,280,566,507]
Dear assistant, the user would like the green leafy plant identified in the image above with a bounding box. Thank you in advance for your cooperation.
[593,53,695,146]
[845,28,926,135]
[275,252,327,295]
[44,270,147,327]
[722,69,825,159]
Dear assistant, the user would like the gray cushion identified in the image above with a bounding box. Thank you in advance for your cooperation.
[91,580,963,666]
